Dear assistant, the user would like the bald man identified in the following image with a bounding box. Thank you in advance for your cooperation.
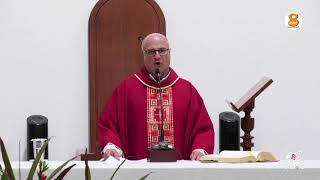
[98,33,214,161]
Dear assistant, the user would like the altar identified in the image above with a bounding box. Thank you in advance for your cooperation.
[5,160,320,180]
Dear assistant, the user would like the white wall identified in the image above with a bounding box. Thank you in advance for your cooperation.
[0,0,319,160]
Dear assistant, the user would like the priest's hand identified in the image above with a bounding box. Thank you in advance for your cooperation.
[102,149,121,160]
[190,150,205,160]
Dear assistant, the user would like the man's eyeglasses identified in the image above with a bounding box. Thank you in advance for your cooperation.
[144,48,170,56]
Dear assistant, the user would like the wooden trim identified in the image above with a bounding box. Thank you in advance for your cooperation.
[88,0,105,154]
[146,0,166,35]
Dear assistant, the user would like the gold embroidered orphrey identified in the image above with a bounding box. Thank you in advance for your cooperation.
[147,87,174,148]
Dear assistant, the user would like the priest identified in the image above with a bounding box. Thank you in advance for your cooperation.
[98,33,214,160]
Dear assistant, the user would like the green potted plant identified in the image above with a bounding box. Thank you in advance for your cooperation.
[0,137,78,180]
[1,137,152,180]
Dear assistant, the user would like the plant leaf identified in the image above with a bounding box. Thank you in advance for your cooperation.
[0,137,15,180]
[37,160,43,180]
[18,139,21,180]
[0,165,9,180]
[27,137,51,180]
[46,155,79,180]
[138,172,153,180]
[109,159,126,180]
[84,149,91,180]
[54,164,76,180]
[1,171,9,180]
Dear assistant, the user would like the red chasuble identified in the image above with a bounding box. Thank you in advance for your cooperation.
[98,67,214,160]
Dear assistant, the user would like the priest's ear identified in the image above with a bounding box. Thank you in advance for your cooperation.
[138,36,145,43]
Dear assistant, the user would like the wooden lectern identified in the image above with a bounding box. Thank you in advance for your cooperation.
[227,77,273,151]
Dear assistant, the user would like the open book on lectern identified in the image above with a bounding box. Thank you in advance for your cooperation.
[226,77,273,113]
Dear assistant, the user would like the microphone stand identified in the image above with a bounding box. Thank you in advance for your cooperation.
[148,69,177,162]
[152,70,168,150]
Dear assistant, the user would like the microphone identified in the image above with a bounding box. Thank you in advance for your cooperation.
[155,68,161,83]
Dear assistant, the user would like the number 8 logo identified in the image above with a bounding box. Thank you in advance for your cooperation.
[288,13,299,27]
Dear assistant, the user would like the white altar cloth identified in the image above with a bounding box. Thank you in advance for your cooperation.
[2,159,320,180]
